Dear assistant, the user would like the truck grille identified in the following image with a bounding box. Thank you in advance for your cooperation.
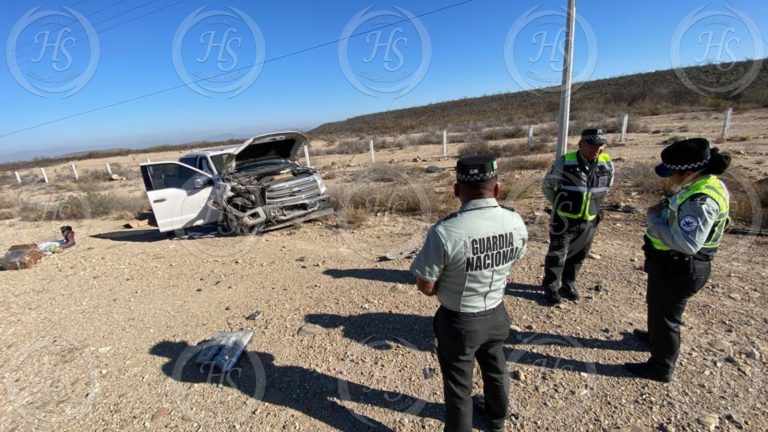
[265,175,323,206]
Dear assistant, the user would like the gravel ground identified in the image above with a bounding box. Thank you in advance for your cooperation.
[0,111,767,432]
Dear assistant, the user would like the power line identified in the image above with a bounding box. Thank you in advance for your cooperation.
[4,0,191,71]
[2,0,130,60]
[0,0,479,139]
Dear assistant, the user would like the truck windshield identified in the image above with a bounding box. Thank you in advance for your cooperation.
[210,154,229,174]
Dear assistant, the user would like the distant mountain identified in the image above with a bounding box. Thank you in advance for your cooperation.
[310,60,768,136]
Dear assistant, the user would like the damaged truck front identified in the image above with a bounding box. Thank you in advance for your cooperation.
[140,132,332,235]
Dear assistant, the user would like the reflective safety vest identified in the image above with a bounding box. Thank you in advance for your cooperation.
[554,152,614,221]
[646,175,730,252]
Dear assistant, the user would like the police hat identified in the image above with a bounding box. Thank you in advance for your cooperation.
[655,138,711,177]
[456,155,498,183]
[581,128,608,145]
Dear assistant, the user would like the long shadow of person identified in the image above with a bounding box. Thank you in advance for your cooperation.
[150,341,441,431]
[508,330,647,352]
[322,268,413,284]
[504,332,635,378]
[304,313,434,353]
[505,282,550,306]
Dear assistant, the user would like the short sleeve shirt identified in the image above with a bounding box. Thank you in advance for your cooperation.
[410,198,528,313]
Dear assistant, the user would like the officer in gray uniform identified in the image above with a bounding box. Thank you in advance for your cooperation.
[410,156,528,432]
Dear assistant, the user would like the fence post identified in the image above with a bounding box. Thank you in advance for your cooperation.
[303,145,311,167]
[620,113,629,142]
[40,168,49,183]
[722,107,733,141]
[369,139,375,163]
[146,158,151,164]
[442,130,448,157]
[71,162,79,180]
[527,125,534,145]
[15,171,21,184]
[106,162,113,176]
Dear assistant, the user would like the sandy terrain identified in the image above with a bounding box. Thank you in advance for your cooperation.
[0,109,766,432]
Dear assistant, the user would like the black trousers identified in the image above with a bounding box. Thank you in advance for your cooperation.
[542,215,598,292]
[644,252,711,376]
[434,303,510,432]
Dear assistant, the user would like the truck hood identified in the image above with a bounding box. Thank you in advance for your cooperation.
[230,131,308,171]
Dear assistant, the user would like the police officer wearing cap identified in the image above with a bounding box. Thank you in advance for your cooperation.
[541,129,614,305]
[625,138,731,383]
[410,156,528,432]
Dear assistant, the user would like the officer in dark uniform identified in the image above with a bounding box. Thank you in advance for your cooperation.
[410,156,528,432]
[541,129,615,304]
[625,138,731,382]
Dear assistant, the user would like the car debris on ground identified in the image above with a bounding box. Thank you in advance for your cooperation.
[195,330,253,373]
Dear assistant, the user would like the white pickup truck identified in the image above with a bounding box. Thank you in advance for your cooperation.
[140,131,332,234]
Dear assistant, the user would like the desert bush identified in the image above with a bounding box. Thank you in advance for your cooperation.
[498,156,553,173]
[616,162,666,195]
[481,126,527,141]
[18,192,147,221]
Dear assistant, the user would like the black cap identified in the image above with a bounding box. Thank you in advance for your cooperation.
[456,155,498,183]
[581,128,608,145]
[655,138,711,177]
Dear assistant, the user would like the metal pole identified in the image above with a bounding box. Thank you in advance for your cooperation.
[620,114,629,142]
[722,107,733,140]
[442,130,448,157]
[14,171,21,184]
[527,125,534,145]
[40,168,49,183]
[369,139,375,163]
[555,0,576,159]
[72,163,79,180]
[303,145,311,167]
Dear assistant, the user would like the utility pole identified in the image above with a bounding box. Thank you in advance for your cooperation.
[555,0,576,159]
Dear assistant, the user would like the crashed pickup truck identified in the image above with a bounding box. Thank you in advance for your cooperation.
[140,131,332,235]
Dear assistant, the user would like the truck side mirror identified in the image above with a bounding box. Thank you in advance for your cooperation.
[193,176,211,189]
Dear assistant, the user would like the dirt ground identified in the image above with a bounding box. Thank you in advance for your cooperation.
[0,109,767,432]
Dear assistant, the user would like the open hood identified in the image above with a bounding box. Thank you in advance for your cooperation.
[231,131,308,170]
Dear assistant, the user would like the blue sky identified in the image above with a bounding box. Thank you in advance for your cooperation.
[0,0,766,162]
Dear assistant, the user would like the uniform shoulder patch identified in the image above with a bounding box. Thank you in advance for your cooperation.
[437,212,458,224]
[679,215,700,233]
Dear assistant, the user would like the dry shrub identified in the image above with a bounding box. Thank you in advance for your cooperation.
[481,126,527,141]
[498,156,552,173]
[19,192,147,221]
[458,138,552,159]
[723,175,768,228]
[617,162,666,195]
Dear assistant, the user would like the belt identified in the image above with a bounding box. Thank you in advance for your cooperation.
[438,302,503,317]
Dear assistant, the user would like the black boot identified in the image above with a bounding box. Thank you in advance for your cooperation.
[559,285,580,301]
[544,289,561,305]
[624,362,672,383]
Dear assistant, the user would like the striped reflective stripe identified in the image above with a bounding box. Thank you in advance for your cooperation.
[560,185,609,193]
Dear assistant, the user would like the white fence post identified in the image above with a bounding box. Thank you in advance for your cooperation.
[527,125,534,145]
[620,113,629,142]
[14,171,21,184]
[146,158,151,164]
[71,162,79,180]
[442,130,448,157]
[303,145,311,167]
[40,168,49,183]
[106,162,113,176]
[369,139,375,163]
[722,107,733,140]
